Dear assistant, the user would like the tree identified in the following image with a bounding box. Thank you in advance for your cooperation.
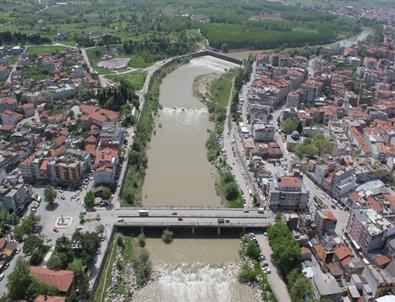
[102,189,112,200]
[283,118,299,134]
[13,213,40,241]
[246,240,261,260]
[161,229,173,244]
[84,191,95,208]
[138,233,146,247]
[23,235,43,255]
[67,110,75,119]
[287,269,313,302]
[224,182,239,201]
[44,185,57,204]
[6,260,35,300]
[221,43,229,53]
[238,264,257,283]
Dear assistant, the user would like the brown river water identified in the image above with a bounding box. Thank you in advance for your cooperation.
[136,57,257,302]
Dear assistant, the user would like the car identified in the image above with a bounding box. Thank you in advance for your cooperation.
[262,263,269,267]
[171,212,178,216]
[0,274,4,281]
[16,248,20,254]
[331,204,336,209]
[4,263,9,270]
[264,268,271,274]
[178,217,183,221]
[117,218,124,222]
[53,227,59,233]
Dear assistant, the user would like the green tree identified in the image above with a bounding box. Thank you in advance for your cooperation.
[13,213,40,241]
[224,182,239,201]
[84,191,95,208]
[23,235,43,255]
[133,248,152,286]
[283,118,299,134]
[246,241,261,260]
[221,43,229,53]
[287,269,313,302]
[44,185,57,204]
[161,229,173,244]
[238,264,257,283]
[138,233,146,247]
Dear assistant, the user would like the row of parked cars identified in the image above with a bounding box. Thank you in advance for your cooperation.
[249,233,271,274]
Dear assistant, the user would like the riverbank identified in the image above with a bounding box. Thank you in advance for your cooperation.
[239,234,277,302]
[121,57,190,206]
[193,71,244,208]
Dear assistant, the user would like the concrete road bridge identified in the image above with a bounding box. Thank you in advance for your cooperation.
[114,207,272,233]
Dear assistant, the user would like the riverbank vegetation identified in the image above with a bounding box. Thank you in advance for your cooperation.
[196,70,243,208]
[268,215,313,302]
[93,233,152,301]
[239,234,277,302]
[121,57,190,206]
[161,229,174,244]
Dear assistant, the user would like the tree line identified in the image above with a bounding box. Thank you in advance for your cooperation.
[0,31,51,45]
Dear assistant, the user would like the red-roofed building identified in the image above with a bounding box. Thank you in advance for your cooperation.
[373,255,391,268]
[1,110,23,125]
[315,210,337,235]
[0,97,17,112]
[34,296,66,302]
[29,267,73,293]
[93,147,119,187]
[269,175,309,212]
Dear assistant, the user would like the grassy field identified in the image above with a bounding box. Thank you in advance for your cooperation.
[26,45,71,56]
[105,71,147,91]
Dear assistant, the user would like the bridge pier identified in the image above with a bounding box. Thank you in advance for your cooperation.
[217,227,221,235]
[192,226,195,235]
[140,226,144,234]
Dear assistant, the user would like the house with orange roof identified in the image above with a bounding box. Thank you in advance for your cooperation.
[29,267,73,293]
[93,147,119,187]
[315,210,337,235]
[34,296,66,302]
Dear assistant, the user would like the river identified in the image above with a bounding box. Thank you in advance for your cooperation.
[132,238,257,302]
[228,27,373,59]
[138,57,257,302]
[142,57,236,206]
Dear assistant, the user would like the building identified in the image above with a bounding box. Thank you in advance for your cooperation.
[29,267,73,294]
[48,149,91,187]
[34,296,65,302]
[268,175,309,212]
[0,181,32,213]
[361,265,390,298]
[0,151,19,172]
[252,123,275,142]
[99,122,125,150]
[93,147,119,187]
[346,209,394,254]
[312,273,343,301]
[328,168,356,200]
[0,110,23,125]
[315,210,337,235]
[0,97,17,112]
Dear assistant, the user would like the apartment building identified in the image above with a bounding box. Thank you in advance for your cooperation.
[346,208,394,254]
[268,175,309,212]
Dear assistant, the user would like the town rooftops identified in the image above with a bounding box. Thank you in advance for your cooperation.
[29,266,73,293]
[278,176,301,188]
[313,273,342,297]
[34,296,66,302]
[321,210,337,221]
[334,245,354,261]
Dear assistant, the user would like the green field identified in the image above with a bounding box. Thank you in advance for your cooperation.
[105,71,147,91]
[26,45,71,56]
